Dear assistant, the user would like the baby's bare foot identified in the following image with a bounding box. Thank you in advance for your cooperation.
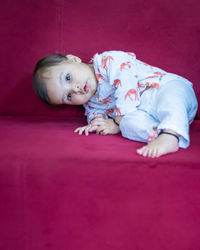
[148,128,158,143]
[137,131,179,158]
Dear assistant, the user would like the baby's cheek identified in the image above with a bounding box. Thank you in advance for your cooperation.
[73,95,89,105]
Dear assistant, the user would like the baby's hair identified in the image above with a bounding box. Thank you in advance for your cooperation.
[33,54,67,104]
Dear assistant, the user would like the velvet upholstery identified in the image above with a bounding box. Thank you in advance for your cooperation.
[0,0,200,249]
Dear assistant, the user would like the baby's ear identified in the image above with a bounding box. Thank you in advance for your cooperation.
[65,55,82,63]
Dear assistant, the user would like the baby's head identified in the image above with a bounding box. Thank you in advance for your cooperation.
[33,54,97,105]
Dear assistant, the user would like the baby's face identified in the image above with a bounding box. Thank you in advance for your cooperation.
[43,60,98,105]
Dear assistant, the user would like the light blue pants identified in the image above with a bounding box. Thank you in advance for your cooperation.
[120,75,198,148]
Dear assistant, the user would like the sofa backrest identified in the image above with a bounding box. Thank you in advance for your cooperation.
[1,0,199,119]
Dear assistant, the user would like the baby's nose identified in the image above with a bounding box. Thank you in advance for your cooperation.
[72,83,83,93]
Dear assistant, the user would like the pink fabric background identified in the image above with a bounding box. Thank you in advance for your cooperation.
[0,0,200,250]
[1,116,200,250]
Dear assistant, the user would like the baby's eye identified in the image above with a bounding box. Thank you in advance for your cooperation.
[65,74,71,82]
[67,93,72,101]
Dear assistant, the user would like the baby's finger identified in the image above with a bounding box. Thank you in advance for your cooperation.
[74,127,82,133]
[101,129,109,136]
[75,126,88,135]
[78,127,86,135]
[96,125,104,134]
[88,125,98,132]
[84,125,93,136]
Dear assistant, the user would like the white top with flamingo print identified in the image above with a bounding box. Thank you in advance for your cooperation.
[83,50,175,123]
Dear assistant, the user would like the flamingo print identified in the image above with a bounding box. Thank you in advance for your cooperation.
[87,105,94,110]
[101,56,114,71]
[125,89,139,102]
[96,74,104,81]
[113,79,122,88]
[99,96,112,105]
[146,82,159,89]
[116,107,122,116]
[120,61,131,71]
[106,109,114,116]
[137,82,146,88]
[150,82,159,89]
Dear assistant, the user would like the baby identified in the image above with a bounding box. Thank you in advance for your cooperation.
[33,51,198,158]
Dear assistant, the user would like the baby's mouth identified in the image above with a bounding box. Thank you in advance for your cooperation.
[84,82,89,94]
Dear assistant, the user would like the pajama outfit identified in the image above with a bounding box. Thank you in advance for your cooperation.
[84,51,198,148]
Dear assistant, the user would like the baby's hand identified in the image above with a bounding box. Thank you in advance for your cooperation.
[90,117,120,135]
[74,123,98,136]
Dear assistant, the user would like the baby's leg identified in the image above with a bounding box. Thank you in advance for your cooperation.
[138,78,198,158]
[156,79,197,148]
[120,110,159,143]
[121,111,178,158]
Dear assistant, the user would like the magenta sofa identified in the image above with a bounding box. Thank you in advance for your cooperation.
[0,0,200,249]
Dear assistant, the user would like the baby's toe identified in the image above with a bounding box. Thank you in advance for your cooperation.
[137,146,146,155]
